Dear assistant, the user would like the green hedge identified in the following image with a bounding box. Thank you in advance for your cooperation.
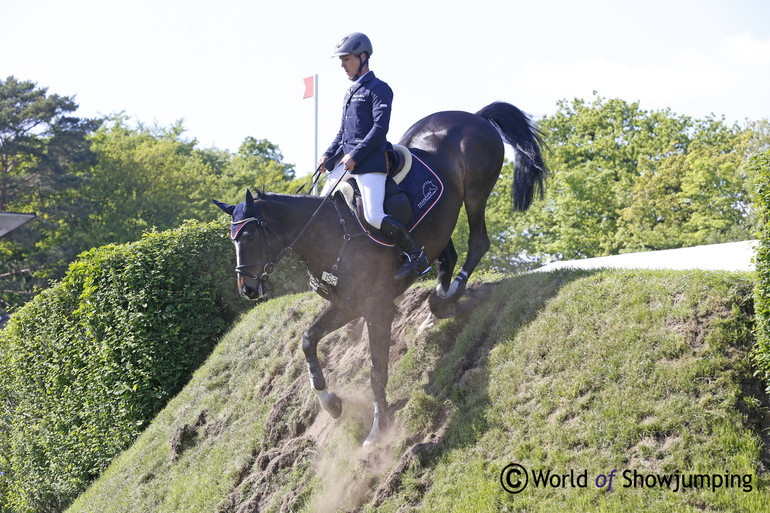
[752,148,770,393]
[0,220,252,512]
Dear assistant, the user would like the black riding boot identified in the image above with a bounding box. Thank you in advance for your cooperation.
[380,216,429,279]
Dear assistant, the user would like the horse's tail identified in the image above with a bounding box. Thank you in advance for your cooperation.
[476,102,548,211]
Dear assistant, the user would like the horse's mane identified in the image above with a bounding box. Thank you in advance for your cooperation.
[255,189,325,207]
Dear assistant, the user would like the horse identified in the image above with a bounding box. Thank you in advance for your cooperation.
[213,102,546,446]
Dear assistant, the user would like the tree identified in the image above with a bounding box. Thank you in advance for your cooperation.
[0,77,101,313]
[219,137,296,199]
[456,94,764,271]
[0,76,97,211]
[2,102,301,314]
[62,116,211,248]
[618,123,755,250]
[77,125,299,248]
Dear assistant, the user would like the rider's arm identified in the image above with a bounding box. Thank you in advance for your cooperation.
[348,82,392,166]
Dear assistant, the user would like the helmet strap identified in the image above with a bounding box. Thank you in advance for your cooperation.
[355,53,368,79]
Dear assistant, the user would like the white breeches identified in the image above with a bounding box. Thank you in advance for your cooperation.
[321,163,387,229]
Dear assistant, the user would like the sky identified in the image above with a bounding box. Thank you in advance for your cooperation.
[2,0,769,176]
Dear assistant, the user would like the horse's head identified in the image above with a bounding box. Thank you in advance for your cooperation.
[213,189,281,301]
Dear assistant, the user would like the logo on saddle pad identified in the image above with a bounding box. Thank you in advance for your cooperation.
[418,181,439,209]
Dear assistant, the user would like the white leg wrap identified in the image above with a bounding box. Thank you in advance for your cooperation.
[447,270,469,296]
[313,386,336,406]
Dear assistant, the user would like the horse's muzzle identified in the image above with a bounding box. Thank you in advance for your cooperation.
[235,262,274,300]
[238,275,269,301]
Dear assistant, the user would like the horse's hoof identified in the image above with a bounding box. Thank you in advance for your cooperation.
[314,389,343,419]
[326,392,342,418]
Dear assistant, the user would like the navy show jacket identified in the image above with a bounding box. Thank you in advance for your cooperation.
[322,71,393,175]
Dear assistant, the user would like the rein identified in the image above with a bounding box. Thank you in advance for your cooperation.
[293,162,326,195]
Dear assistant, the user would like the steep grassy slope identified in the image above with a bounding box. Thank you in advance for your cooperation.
[67,270,769,512]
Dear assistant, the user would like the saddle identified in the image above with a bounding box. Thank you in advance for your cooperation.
[337,151,413,233]
[385,143,413,183]
[336,144,444,247]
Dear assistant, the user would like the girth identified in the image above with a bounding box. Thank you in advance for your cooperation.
[308,198,370,298]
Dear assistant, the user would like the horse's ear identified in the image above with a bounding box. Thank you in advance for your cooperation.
[243,189,261,219]
[212,199,236,216]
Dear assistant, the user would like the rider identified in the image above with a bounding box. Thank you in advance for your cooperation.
[318,32,429,280]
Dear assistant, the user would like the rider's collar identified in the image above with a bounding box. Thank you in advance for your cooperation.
[355,70,372,82]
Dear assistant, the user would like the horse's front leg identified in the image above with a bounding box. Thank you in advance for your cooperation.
[363,306,396,446]
[303,302,356,418]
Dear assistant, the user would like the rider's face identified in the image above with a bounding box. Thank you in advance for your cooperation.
[340,53,363,80]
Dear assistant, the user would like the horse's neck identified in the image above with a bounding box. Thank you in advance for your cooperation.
[265,194,333,261]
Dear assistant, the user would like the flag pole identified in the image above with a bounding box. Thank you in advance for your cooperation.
[313,74,318,195]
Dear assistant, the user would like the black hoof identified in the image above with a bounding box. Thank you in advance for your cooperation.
[324,392,343,419]
[315,389,343,419]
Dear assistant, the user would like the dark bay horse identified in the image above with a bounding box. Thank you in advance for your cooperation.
[213,102,546,446]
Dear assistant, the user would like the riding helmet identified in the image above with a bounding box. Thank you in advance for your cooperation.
[332,32,373,57]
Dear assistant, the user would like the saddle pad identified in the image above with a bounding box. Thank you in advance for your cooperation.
[352,152,444,247]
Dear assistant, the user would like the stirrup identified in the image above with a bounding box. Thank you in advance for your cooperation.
[395,248,429,279]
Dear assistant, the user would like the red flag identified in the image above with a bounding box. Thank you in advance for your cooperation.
[303,76,314,99]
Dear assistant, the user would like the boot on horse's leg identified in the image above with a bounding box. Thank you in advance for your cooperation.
[364,359,391,446]
[302,303,351,419]
[363,401,390,447]
[364,315,393,447]
[380,216,429,279]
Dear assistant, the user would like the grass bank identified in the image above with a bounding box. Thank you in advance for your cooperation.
[68,269,768,512]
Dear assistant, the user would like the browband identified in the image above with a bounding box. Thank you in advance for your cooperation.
[230,217,261,240]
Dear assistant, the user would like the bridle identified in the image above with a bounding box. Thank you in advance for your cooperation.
[231,217,282,282]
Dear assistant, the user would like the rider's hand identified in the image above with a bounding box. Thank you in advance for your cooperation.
[317,155,329,171]
[342,154,356,171]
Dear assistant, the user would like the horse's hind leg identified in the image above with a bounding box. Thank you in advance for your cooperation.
[425,240,460,322]
[303,302,356,418]
[449,194,491,297]
[435,240,458,297]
